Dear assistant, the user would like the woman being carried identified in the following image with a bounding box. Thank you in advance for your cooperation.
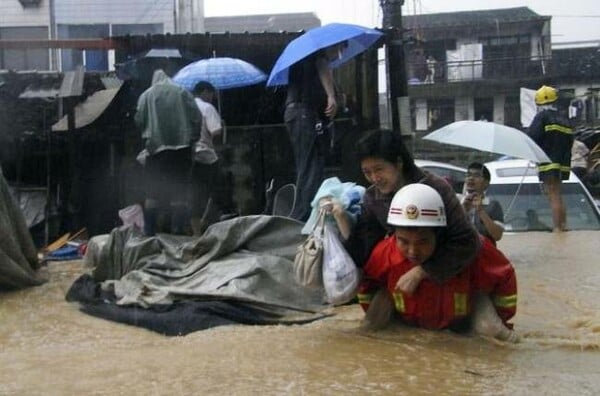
[347,129,480,295]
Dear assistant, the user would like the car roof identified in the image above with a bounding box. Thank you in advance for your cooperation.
[484,159,579,184]
[414,159,467,173]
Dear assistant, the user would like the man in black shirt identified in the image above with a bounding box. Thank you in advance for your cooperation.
[283,42,346,221]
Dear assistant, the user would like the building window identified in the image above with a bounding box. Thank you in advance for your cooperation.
[428,98,454,130]
[504,95,521,127]
[474,97,493,122]
[57,24,110,71]
[0,27,49,70]
[481,34,532,79]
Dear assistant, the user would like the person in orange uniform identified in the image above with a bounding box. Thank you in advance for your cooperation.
[358,183,518,342]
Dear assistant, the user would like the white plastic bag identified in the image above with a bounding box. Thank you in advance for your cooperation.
[118,203,145,231]
[322,223,360,305]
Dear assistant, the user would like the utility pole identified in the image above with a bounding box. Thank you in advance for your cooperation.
[380,0,409,135]
[48,0,58,70]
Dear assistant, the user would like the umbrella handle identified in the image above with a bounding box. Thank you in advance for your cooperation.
[504,164,531,217]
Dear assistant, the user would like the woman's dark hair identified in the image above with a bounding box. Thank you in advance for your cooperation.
[355,129,419,175]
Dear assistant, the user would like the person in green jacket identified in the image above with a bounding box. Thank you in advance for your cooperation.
[135,69,202,235]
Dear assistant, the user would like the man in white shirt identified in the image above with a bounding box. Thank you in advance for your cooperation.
[191,81,223,235]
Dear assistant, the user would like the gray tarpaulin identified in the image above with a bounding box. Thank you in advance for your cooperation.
[87,215,329,321]
[0,168,46,289]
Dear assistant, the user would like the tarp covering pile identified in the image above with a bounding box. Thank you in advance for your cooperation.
[0,169,46,290]
[66,215,331,335]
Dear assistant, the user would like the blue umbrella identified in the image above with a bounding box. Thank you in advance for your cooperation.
[173,57,268,91]
[267,23,383,87]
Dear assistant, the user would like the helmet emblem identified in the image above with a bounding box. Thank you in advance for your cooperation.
[405,204,419,220]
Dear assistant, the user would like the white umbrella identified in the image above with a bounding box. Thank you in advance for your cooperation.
[422,120,550,163]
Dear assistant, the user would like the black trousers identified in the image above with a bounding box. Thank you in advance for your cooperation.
[284,104,326,221]
[144,148,192,205]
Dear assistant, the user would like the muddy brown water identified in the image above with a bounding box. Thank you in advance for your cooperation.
[1,231,598,395]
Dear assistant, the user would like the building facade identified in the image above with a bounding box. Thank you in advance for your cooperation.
[551,42,600,129]
[0,0,203,71]
[400,7,552,134]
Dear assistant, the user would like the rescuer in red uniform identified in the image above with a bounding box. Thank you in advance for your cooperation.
[358,183,518,342]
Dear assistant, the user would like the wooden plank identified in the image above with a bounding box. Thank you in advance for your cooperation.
[44,233,71,252]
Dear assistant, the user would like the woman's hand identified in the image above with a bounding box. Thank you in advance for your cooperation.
[394,265,427,295]
[319,197,351,241]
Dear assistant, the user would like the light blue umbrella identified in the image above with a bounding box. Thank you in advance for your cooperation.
[173,57,267,91]
[267,23,383,87]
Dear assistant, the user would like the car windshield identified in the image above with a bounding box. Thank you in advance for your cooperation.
[486,183,600,231]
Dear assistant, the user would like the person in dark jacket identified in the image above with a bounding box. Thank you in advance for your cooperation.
[284,42,346,221]
[347,129,480,296]
[527,85,574,232]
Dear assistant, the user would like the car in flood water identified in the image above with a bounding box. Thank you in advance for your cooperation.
[485,159,600,232]
[415,159,467,194]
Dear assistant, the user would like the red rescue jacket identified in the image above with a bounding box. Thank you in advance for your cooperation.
[357,235,517,330]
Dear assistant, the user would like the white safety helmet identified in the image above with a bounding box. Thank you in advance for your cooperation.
[387,184,447,227]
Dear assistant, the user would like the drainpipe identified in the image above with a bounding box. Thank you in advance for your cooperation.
[49,0,58,70]
[173,0,179,33]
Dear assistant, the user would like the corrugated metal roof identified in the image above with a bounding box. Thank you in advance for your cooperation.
[100,76,123,89]
[144,48,182,58]
[553,46,600,80]
[204,12,321,33]
[52,83,122,131]
[403,7,548,30]
[18,74,63,99]
[18,87,59,99]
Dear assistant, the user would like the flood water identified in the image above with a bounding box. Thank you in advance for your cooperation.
[1,231,598,395]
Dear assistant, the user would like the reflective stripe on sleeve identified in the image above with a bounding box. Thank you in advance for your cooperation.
[493,294,517,308]
[544,124,572,134]
[392,293,405,313]
[357,293,373,305]
[454,293,468,316]
[538,163,569,172]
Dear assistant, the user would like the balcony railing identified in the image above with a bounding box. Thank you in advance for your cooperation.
[406,55,552,84]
